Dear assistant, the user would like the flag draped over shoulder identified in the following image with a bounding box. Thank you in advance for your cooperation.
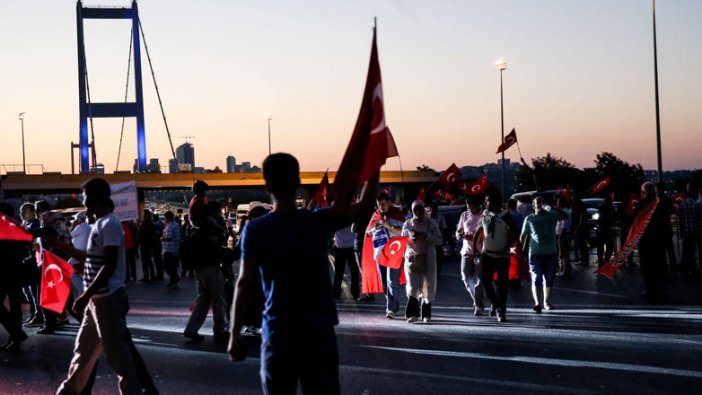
[40,249,74,314]
[594,198,659,279]
[496,128,517,154]
[0,215,33,241]
[333,27,398,203]
[313,171,329,208]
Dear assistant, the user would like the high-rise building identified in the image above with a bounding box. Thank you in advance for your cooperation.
[226,156,236,173]
[169,159,178,174]
[176,142,195,171]
[147,158,161,173]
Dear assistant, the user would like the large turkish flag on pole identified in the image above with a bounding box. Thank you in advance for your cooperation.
[334,26,398,204]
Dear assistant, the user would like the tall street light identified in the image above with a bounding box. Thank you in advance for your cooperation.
[265,113,273,156]
[652,0,663,181]
[18,112,26,174]
[496,58,507,198]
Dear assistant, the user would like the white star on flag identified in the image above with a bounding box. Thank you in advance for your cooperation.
[47,281,55,289]
[509,246,517,255]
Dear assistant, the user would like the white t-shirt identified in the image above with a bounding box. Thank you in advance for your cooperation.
[69,222,92,265]
[84,213,126,297]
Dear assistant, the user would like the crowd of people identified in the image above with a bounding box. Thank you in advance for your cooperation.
[2,162,702,394]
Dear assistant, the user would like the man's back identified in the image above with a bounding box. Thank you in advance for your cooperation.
[242,208,346,341]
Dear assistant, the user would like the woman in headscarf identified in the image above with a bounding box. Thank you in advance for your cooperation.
[402,200,443,323]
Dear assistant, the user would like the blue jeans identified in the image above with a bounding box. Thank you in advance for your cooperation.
[260,327,340,395]
[529,254,558,288]
[380,265,401,314]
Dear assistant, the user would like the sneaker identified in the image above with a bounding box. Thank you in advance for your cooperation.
[488,306,497,317]
[166,278,181,289]
[37,325,56,335]
[533,304,543,314]
[497,315,507,323]
[24,316,44,328]
[422,317,431,323]
[406,316,419,323]
[183,332,205,342]
[544,303,554,311]
[474,306,483,316]
[385,311,395,319]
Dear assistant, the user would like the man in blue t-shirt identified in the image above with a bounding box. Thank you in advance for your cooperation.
[520,196,568,313]
[227,153,378,395]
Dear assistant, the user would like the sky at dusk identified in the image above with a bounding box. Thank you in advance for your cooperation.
[1,0,701,175]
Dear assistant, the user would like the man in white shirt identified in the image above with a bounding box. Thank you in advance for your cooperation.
[455,196,485,315]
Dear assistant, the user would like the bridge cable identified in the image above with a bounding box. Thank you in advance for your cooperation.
[138,19,178,168]
[115,28,134,172]
[83,50,98,172]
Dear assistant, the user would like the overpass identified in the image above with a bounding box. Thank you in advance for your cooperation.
[1,170,436,197]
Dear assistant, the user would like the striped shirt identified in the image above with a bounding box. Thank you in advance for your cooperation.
[84,213,126,297]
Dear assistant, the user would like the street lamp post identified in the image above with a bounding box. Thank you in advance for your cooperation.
[496,59,507,198]
[265,113,273,156]
[19,112,26,174]
[652,0,663,181]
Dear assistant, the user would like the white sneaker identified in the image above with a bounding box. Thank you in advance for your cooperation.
[422,317,431,323]
[386,311,395,319]
[406,316,419,323]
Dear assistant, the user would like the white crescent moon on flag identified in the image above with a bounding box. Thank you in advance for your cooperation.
[596,181,607,190]
[387,240,402,255]
[44,264,64,283]
[471,184,481,193]
[505,135,516,145]
[446,173,457,183]
[369,84,387,135]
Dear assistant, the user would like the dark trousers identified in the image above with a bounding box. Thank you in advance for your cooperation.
[260,328,340,395]
[162,252,181,284]
[680,235,702,272]
[573,227,590,263]
[0,284,26,340]
[480,254,510,316]
[140,245,155,280]
[331,248,360,300]
[639,243,667,298]
[597,231,615,266]
[125,248,137,281]
[152,242,164,280]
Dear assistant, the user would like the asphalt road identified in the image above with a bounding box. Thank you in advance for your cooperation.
[2,254,702,395]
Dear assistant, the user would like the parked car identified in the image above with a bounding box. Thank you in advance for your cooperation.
[580,198,622,247]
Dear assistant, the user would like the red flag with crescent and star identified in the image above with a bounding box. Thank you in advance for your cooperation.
[466,175,490,195]
[313,171,329,208]
[378,236,408,269]
[438,163,462,189]
[333,26,398,204]
[416,186,426,202]
[592,176,611,195]
[0,214,34,241]
[496,128,517,154]
[40,249,74,314]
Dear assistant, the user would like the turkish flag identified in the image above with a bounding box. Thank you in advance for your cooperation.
[557,184,571,203]
[672,193,685,216]
[496,128,517,154]
[416,186,426,202]
[360,235,407,294]
[624,193,640,217]
[466,175,489,195]
[313,171,329,208]
[0,215,33,241]
[592,176,611,195]
[378,236,408,269]
[40,249,74,314]
[438,163,461,189]
[334,27,398,204]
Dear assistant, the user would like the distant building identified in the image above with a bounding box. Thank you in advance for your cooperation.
[226,156,236,173]
[147,158,161,173]
[176,143,195,171]
[169,159,178,174]
[94,163,105,175]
